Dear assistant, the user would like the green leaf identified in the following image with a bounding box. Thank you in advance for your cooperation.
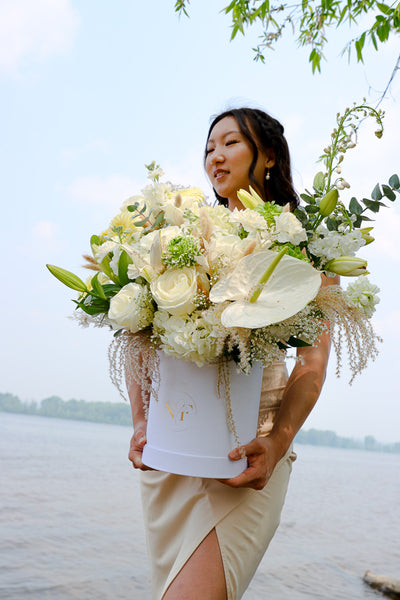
[382,184,396,200]
[371,184,382,200]
[313,171,325,192]
[46,264,88,292]
[102,283,121,298]
[349,197,363,214]
[363,199,382,212]
[326,217,338,231]
[294,208,308,226]
[118,250,133,286]
[300,193,314,204]
[389,174,400,189]
[90,234,100,249]
[152,211,166,229]
[73,298,109,316]
[101,255,119,284]
[305,204,319,214]
[286,336,312,347]
[90,272,107,299]
[376,3,392,15]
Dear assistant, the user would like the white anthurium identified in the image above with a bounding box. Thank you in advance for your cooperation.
[209,249,321,328]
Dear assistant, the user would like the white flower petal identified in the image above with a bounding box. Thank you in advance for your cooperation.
[210,250,321,328]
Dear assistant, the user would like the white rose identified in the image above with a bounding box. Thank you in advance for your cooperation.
[150,267,197,316]
[274,212,307,245]
[108,283,154,333]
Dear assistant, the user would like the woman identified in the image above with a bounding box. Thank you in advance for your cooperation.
[128,107,336,599]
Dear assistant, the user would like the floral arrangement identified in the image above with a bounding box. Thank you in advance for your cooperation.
[47,102,398,397]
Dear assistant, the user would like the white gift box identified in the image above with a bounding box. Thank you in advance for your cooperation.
[142,353,263,478]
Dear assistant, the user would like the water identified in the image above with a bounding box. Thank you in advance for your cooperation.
[1,412,399,599]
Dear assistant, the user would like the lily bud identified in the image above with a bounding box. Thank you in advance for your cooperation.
[325,256,368,277]
[318,188,339,217]
[359,227,374,246]
[237,186,264,209]
[46,264,88,292]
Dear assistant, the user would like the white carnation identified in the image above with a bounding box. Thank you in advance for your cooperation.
[274,212,307,245]
[229,208,269,233]
[345,277,380,318]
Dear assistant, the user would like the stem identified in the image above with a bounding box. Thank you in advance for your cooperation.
[249,246,288,303]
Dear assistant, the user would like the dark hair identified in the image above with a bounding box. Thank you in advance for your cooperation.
[205,107,299,211]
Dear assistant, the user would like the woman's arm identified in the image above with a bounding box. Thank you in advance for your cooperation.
[223,273,339,490]
[127,377,151,470]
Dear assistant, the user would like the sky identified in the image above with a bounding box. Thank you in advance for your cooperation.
[1,0,399,443]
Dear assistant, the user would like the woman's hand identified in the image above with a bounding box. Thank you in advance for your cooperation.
[128,421,153,471]
[219,436,285,490]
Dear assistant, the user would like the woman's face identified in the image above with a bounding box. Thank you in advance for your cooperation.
[205,116,274,210]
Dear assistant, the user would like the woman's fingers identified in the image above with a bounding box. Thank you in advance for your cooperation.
[221,437,279,490]
[128,430,153,471]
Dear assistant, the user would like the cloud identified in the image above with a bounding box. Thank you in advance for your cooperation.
[0,0,79,75]
[20,220,61,257]
[68,174,141,209]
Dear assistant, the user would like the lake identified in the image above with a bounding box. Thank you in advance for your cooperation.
[1,412,399,599]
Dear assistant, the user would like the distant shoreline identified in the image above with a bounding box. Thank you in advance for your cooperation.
[2,392,399,454]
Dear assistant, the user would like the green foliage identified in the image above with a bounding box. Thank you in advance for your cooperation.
[296,101,399,263]
[174,0,400,72]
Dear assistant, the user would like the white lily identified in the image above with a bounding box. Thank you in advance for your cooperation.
[209,249,321,328]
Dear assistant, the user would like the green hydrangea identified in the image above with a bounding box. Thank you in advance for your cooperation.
[163,235,201,268]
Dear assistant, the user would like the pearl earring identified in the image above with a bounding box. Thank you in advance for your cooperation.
[265,168,271,181]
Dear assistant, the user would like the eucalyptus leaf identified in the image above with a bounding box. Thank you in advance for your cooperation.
[152,211,165,229]
[349,197,363,214]
[305,204,319,214]
[389,174,400,189]
[326,217,338,231]
[371,184,382,200]
[382,184,396,201]
[313,171,325,193]
[363,199,381,212]
[294,208,308,226]
[300,193,314,204]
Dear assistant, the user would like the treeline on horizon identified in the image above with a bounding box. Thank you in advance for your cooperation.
[1,392,399,454]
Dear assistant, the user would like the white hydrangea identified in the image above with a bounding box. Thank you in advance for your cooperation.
[308,227,365,261]
[345,276,380,318]
[153,309,223,366]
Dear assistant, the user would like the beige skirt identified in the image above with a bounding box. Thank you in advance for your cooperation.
[140,361,294,600]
